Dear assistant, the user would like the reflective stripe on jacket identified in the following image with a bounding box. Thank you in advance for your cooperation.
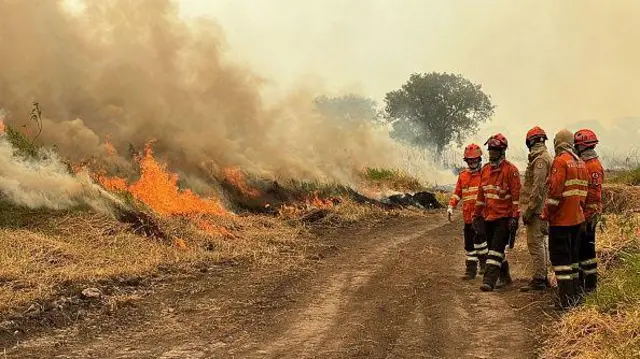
[543,151,589,226]
[474,160,521,221]
[449,169,482,224]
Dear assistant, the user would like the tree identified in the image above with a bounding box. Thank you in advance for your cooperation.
[314,94,379,123]
[384,72,494,154]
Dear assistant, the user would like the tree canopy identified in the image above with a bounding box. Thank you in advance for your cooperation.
[384,72,494,154]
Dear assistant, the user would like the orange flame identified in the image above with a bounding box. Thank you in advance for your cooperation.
[196,219,236,238]
[306,191,334,210]
[98,142,226,217]
[221,167,261,198]
[0,121,5,134]
[104,141,117,157]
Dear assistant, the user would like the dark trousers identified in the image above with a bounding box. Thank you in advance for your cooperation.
[549,225,582,307]
[482,218,510,287]
[463,223,488,273]
[579,223,598,293]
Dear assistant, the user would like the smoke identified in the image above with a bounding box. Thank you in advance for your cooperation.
[0,0,450,209]
[187,0,640,149]
[0,136,121,213]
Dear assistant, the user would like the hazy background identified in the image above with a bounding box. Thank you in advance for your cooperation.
[176,0,640,155]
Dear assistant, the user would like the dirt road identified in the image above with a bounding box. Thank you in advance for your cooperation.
[5,216,550,358]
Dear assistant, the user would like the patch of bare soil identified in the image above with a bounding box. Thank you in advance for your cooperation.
[3,215,550,359]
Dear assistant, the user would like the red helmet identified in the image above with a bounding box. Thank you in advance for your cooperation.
[574,129,599,147]
[485,133,508,150]
[463,143,482,159]
[526,126,547,142]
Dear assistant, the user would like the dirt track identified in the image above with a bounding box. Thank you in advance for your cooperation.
[5,216,550,358]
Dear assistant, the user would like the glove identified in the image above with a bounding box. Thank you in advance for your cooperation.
[522,209,534,226]
[447,206,454,222]
[587,214,601,232]
[508,217,519,249]
[541,220,549,236]
[472,216,485,237]
[508,217,519,233]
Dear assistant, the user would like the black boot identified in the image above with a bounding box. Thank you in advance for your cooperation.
[478,255,487,275]
[556,279,576,310]
[584,273,598,294]
[462,260,478,280]
[520,277,548,292]
[495,261,513,289]
[480,265,500,292]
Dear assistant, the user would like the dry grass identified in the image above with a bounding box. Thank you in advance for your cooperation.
[541,212,640,359]
[0,194,430,314]
[601,184,640,214]
[0,208,310,313]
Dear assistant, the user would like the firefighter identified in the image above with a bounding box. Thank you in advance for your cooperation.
[520,127,553,292]
[543,129,589,309]
[448,144,488,280]
[473,133,521,292]
[574,129,604,294]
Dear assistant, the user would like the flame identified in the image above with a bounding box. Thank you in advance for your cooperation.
[306,191,334,210]
[98,173,127,192]
[197,219,236,238]
[0,121,5,134]
[104,141,117,157]
[98,142,226,217]
[221,167,261,198]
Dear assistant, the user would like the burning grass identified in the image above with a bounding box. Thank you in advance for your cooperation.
[541,213,640,359]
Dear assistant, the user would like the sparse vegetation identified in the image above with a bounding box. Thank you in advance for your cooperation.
[542,200,640,359]
[361,167,424,192]
[609,167,640,186]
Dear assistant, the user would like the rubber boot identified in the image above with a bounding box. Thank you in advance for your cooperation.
[462,260,478,280]
[572,276,585,306]
[556,279,575,310]
[478,255,487,275]
[495,261,513,289]
[480,265,500,292]
[584,273,597,294]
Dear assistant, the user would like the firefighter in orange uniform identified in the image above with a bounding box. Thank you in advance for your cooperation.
[543,129,589,309]
[473,133,521,292]
[448,144,488,280]
[574,129,604,294]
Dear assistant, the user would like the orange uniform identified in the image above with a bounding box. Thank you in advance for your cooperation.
[474,160,521,221]
[449,169,482,224]
[543,152,589,226]
[584,158,604,220]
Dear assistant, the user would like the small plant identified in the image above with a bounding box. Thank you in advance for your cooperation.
[5,125,40,159]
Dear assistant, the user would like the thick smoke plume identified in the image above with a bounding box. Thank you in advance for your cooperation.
[0,135,120,213]
[0,0,448,208]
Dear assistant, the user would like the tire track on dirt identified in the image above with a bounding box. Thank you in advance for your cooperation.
[5,216,547,359]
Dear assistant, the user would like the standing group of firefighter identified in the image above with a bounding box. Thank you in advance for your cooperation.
[448,127,604,309]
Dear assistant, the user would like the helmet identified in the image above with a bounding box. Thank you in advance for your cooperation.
[554,129,574,147]
[574,129,599,147]
[526,126,548,147]
[485,133,508,150]
[463,143,482,159]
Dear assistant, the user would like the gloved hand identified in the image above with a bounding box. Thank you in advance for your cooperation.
[541,220,549,235]
[522,209,534,226]
[508,217,519,233]
[447,206,454,222]
[508,217,519,249]
[587,214,601,232]
[472,216,485,236]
